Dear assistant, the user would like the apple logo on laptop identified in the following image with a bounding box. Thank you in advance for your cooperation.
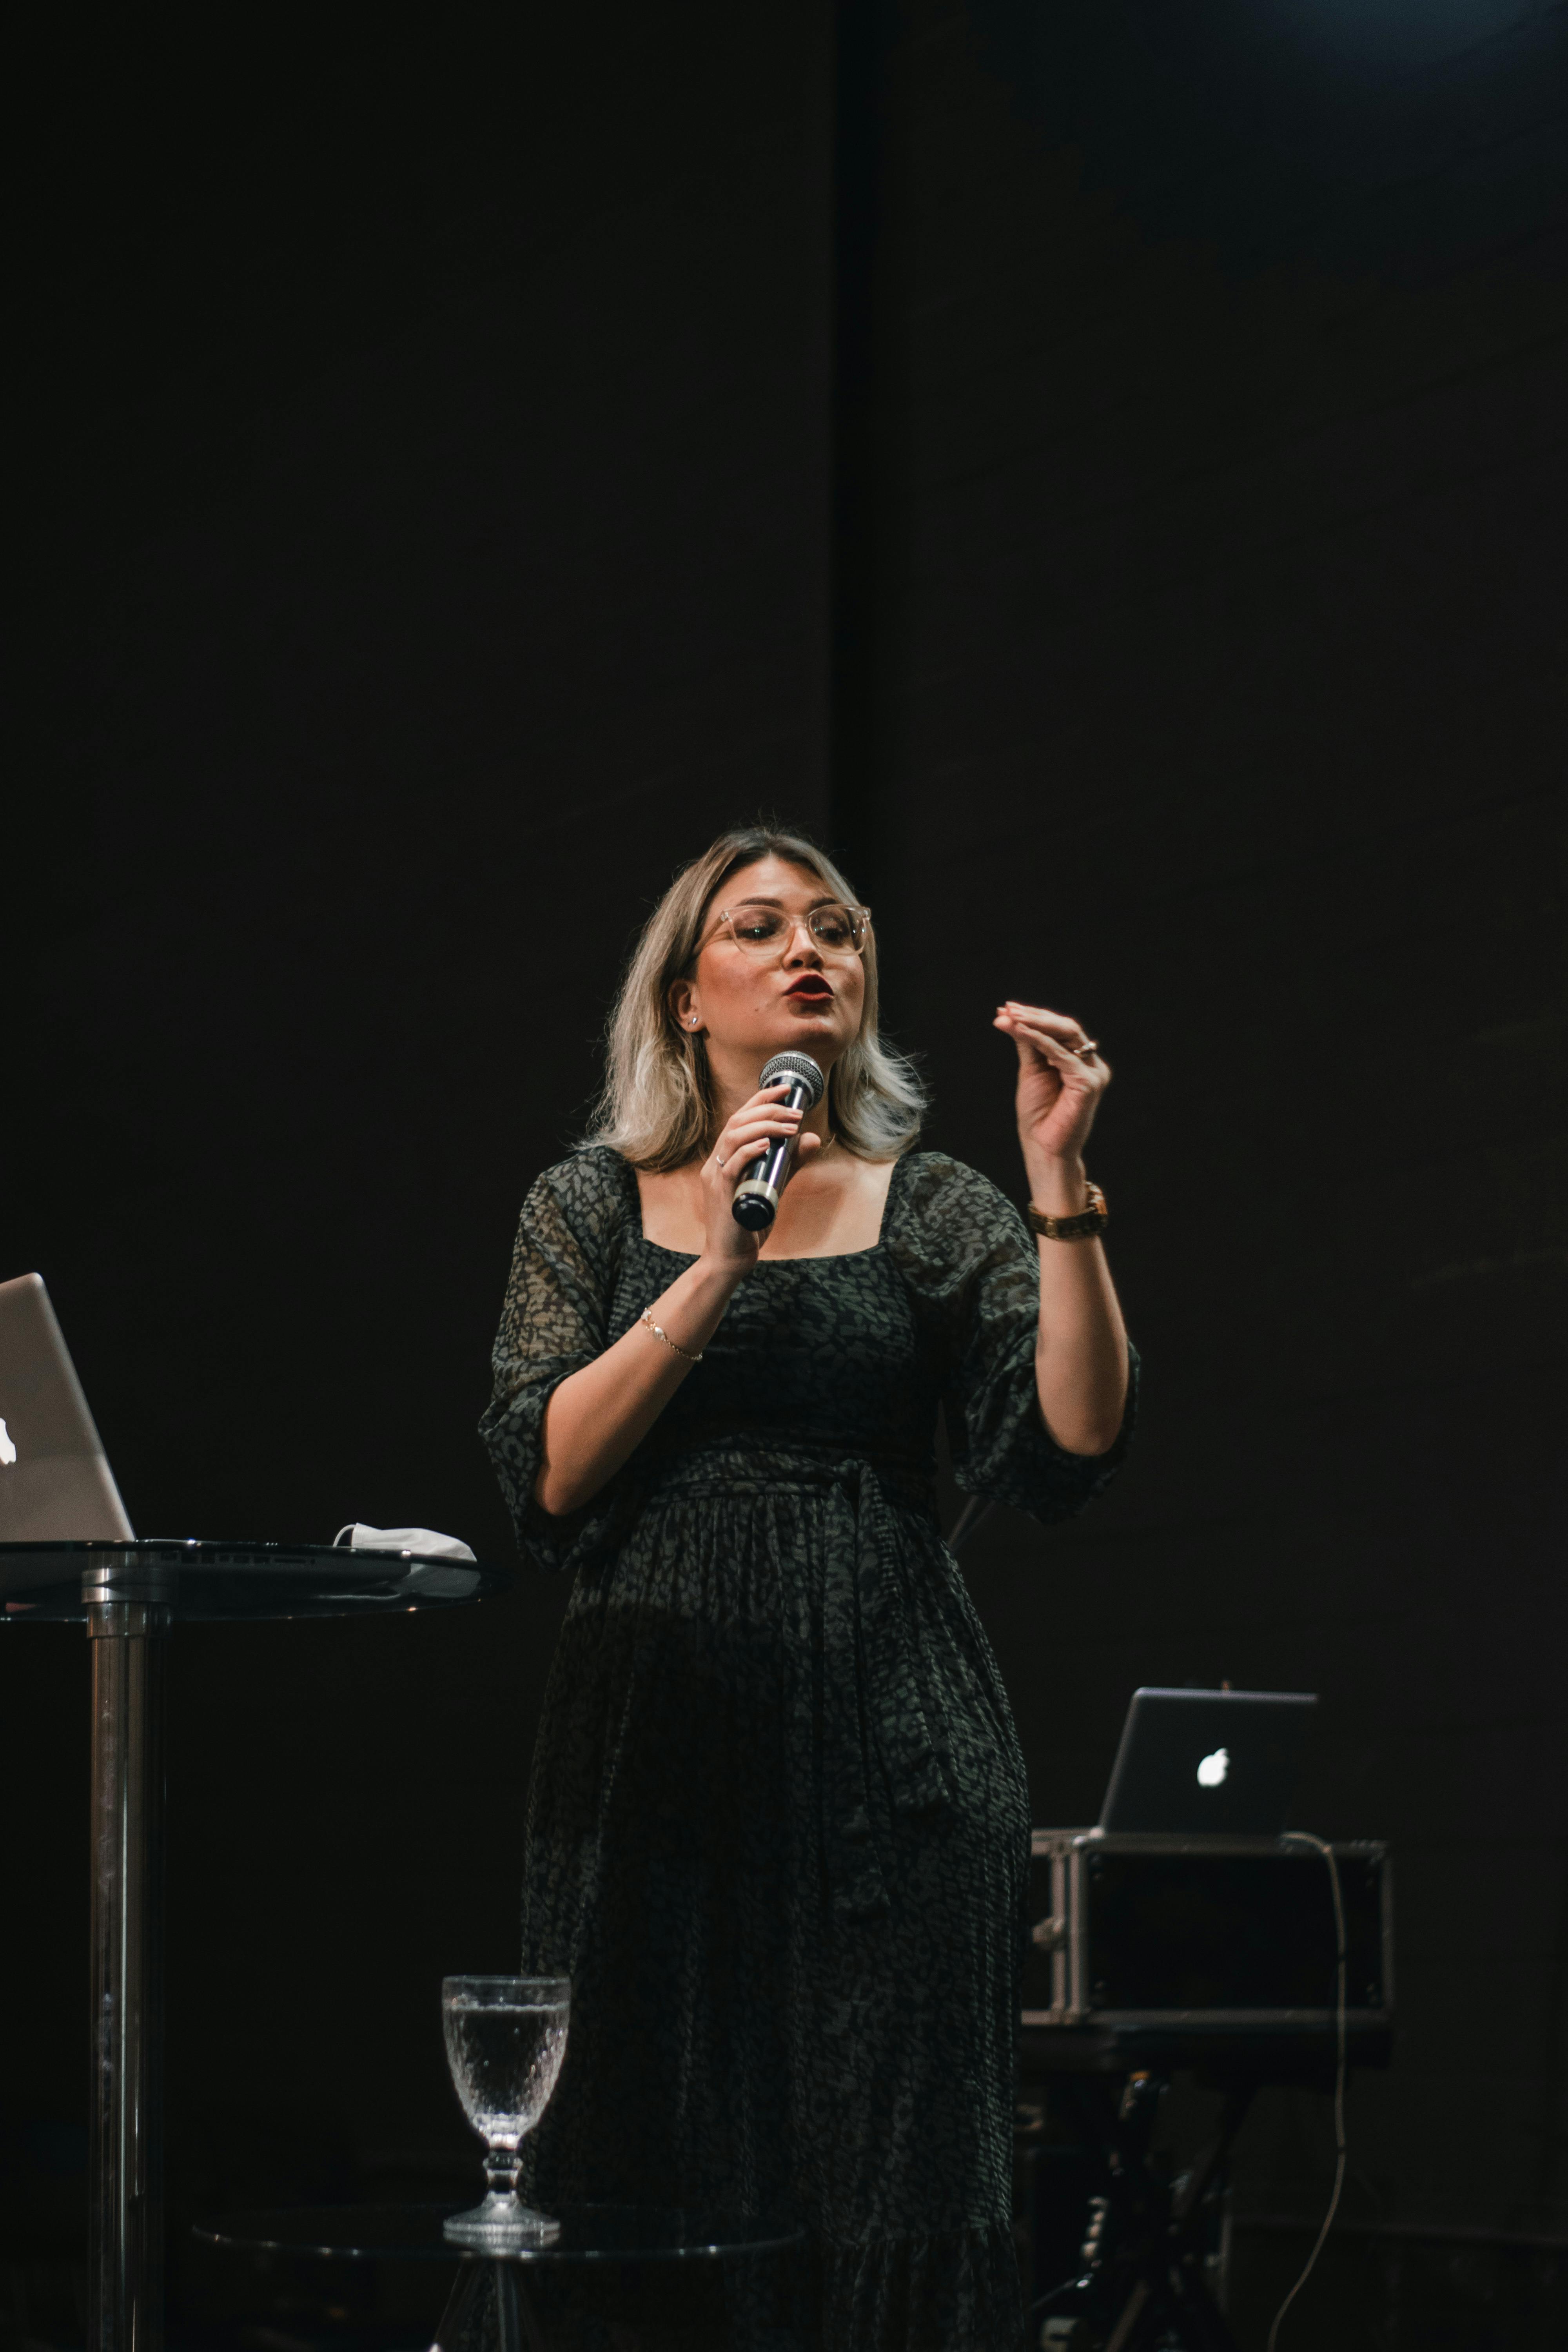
[0,1419,16,1467]
[1196,1745,1229,1789]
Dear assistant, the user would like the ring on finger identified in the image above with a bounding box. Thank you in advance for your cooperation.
[1073,1038,1100,1059]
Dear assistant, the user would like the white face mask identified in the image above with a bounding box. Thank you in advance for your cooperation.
[333,1522,476,1563]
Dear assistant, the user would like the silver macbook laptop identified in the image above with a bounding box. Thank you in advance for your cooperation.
[1098,1686,1318,1836]
[0,1273,134,1541]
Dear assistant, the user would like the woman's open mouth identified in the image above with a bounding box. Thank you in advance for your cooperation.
[784,977,834,1001]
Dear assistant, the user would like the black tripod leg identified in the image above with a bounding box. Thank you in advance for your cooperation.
[1104,2259,1243,2352]
[1152,2085,1256,2352]
[1103,2278,1153,2352]
[1171,2084,1256,2231]
[1065,2076,1254,2352]
[1054,2075,1173,2348]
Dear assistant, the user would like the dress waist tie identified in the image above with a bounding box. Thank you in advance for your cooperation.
[821,1456,952,1922]
[638,1445,952,1924]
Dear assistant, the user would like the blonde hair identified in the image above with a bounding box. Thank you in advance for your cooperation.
[589,825,926,1171]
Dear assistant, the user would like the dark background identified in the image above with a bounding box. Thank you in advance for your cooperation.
[5,0,1566,2336]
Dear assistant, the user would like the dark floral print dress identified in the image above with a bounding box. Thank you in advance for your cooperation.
[480,1145,1134,2352]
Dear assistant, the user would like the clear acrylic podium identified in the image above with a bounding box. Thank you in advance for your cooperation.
[0,1537,513,2352]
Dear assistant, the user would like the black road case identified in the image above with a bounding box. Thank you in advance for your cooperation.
[1023,1829,1393,2031]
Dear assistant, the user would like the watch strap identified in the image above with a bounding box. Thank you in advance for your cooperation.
[1026,1181,1108,1241]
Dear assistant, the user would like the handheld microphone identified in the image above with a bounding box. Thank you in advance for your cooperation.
[731,1052,826,1230]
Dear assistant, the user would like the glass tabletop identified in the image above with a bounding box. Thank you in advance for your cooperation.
[0,1540,512,1622]
[193,2203,805,2264]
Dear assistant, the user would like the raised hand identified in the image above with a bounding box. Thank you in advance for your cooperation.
[992,1001,1110,1175]
[991,1000,1127,1455]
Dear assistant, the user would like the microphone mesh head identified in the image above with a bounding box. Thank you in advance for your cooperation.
[760,1051,825,1107]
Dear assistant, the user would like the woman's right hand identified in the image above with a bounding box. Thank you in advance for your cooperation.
[699,1083,822,1269]
[537,1087,820,1514]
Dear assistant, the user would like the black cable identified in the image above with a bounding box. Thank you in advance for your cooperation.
[1266,1832,1348,2351]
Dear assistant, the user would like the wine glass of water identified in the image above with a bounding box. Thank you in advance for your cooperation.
[441,1975,570,2247]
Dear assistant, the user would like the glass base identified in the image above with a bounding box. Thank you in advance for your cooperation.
[443,2192,561,2250]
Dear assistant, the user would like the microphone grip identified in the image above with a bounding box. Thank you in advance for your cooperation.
[732,1081,811,1230]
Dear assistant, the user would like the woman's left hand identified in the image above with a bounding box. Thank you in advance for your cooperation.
[995,1000,1127,1454]
[993,1001,1111,1171]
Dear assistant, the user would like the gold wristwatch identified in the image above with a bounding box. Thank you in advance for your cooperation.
[1026,1181,1108,1241]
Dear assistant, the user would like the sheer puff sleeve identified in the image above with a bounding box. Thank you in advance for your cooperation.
[886,1151,1138,1525]
[477,1147,631,1572]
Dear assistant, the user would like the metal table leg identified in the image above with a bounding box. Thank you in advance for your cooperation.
[87,1595,169,2352]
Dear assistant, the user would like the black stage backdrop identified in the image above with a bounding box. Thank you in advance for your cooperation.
[5,0,1566,2300]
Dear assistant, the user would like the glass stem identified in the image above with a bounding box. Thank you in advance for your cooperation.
[483,2146,523,2201]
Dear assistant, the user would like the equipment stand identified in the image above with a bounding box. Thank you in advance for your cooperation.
[1033,2071,1254,2352]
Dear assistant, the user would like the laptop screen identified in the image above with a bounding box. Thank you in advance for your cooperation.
[1098,1687,1318,1836]
[0,1273,134,1543]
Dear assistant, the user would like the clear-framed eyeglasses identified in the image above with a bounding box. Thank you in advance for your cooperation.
[698,900,872,961]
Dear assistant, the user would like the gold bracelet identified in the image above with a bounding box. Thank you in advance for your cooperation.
[641,1307,704,1363]
[1026,1181,1108,1241]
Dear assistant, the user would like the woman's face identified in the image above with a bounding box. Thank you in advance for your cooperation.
[673,856,867,1078]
